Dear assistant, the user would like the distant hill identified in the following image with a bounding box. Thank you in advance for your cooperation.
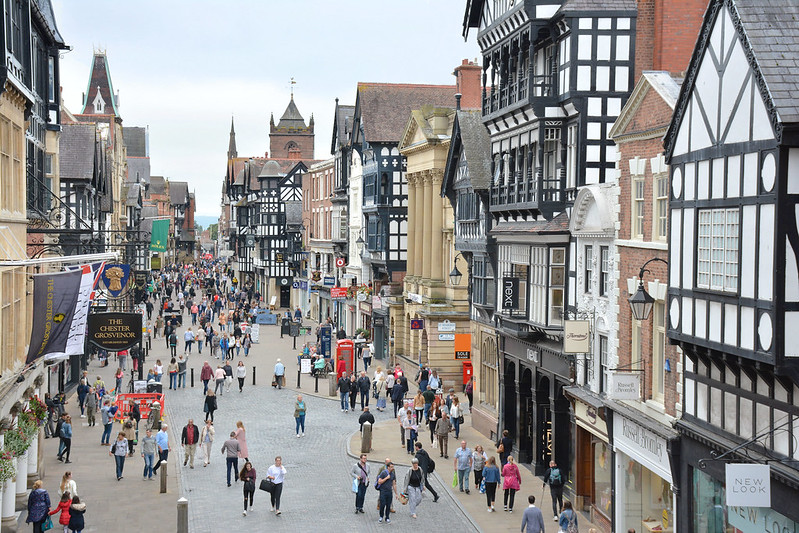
[195,215,219,231]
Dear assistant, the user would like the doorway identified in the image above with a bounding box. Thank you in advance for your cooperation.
[279,285,290,308]
[519,368,534,464]
[536,375,551,475]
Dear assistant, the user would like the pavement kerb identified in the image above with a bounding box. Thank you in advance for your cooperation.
[344,423,483,533]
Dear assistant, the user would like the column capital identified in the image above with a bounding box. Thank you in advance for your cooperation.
[430,168,444,185]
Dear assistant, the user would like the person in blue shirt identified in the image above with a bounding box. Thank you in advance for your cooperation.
[376,462,399,524]
[274,359,285,389]
[57,415,72,463]
[558,501,578,532]
[482,456,501,512]
[152,425,170,475]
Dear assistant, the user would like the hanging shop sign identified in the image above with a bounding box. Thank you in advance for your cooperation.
[87,312,143,351]
[335,257,346,268]
[454,334,471,360]
[410,319,425,330]
[331,287,348,298]
[323,276,335,287]
[725,464,771,507]
[372,316,386,327]
[608,371,641,400]
[101,263,131,298]
[501,277,519,309]
[564,320,590,353]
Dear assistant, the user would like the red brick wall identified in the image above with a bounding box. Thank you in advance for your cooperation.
[454,59,482,111]
[635,0,707,81]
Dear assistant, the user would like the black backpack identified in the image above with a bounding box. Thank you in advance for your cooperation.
[427,458,436,473]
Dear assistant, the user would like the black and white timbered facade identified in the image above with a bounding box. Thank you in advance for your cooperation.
[463,0,637,476]
[664,0,799,527]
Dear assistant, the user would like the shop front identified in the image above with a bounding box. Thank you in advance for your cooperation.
[609,405,679,533]
[565,387,611,532]
[371,312,388,361]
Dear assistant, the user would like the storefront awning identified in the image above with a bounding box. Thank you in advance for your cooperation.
[563,385,605,409]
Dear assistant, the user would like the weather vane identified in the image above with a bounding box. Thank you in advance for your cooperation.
[290,77,296,98]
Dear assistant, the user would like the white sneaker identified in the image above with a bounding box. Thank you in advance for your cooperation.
[297,434,301,438]
[271,507,275,512]
[243,510,247,516]
[301,432,305,437]
[554,516,559,521]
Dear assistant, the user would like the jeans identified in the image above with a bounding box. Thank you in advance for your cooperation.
[101,422,113,444]
[419,380,428,393]
[295,415,305,435]
[355,480,367,510]
[362,357,371,373]
[226,456,239,485]
[153,450,168,473]
[197,341,203,354]
[143,452,155,478]
[203,379,210,394]
[452,416,461,438]
[360,390,369,409]
[114,454,126,478]
[340,392,348,411]
[214,379,224,395]
[457,468,469,491]
[238,377,245,392]
[378,491,392,519]
[270,482,283,510]
[178,372,186,388]
[423,403,431,421]
[185,340,193,353]
[169,373,177,389]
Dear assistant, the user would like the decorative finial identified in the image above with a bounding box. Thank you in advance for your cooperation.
[290,77,296,98]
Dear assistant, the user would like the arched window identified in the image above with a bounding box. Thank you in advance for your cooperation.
[481,336,498,408]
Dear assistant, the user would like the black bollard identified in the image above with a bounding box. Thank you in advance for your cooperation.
[293,335,296,350]
[296,368,301,388]
[190,368,194,388]
[252,366,256,386]
[314,373,319,393]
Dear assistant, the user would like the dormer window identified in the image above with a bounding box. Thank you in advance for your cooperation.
[93,88,106,114]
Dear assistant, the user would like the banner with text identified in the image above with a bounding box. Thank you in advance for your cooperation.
[26,270,83,364]
[87,312,143,351]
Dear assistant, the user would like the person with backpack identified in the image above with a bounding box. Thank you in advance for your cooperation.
[351,453,370,514]
[375,462,399,524]
[559,500,579,533]
[413,442,439,502]
[169,330,178,357]
[543,460,564,521]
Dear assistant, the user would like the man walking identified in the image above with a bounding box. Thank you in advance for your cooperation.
[376,462,399,524]
[351,453,370,514]
[543,460,564,520]
[221,431,241,487]
[414,442,439,502]
[357,371,371,409]
[337,372,351,412]
[521,495,545,533]
[152,424,170,475]
[274,359,285,389]
[181,419,199,469]
[100,400,113,445]
[435,412,452,458]
[454,440,473,494]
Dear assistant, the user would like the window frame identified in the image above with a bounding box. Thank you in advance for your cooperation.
[599,246,610,296]
[652,301,666,404]
[584,245,593,294]
[653,175,668,241]
[632,176,645,239]
[599,334,609,394]
[696,208,739,292]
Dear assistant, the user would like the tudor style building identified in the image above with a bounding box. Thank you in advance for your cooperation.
[664,0,799,528]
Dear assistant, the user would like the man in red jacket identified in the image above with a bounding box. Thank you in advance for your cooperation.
[181,419,199,468]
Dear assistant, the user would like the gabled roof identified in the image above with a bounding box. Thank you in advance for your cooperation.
[80,52,120,116]
[442,110,493,199]
[331,99,355,155]
[59,123,96,182]
[123,127,146,157]
[276,96,307,130]
[148,176,166,195]
[127,156,151,185]
[353,83,457,144]
[124,183,143,208]
[169,181,189,205]
[32,0,65,46]
[608,71,681,141]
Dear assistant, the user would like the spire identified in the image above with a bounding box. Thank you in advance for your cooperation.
[228,116,237,159]
[80,51,120,117]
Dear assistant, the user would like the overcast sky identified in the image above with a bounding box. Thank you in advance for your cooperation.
[51,1,480,217]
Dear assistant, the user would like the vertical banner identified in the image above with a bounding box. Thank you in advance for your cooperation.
[26,270,83,364]
[150,218,169,252]
[502,277,519,309]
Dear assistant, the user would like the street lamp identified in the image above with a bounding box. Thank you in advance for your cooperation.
[449,252,465,286]
[628,257,668,321]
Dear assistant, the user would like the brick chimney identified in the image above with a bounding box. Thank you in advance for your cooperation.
[635,0,707,80]
[453,59,482,111]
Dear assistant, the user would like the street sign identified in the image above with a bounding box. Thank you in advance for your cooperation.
[331,287,348,298]
[323,276,335,287]
[437,320,456,332]
[410,319,424,330]
[439,333,455,341]
[292,281,300,289]
[335,257,346,268]
[454,334,471,360]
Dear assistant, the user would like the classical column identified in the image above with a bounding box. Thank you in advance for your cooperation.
[421,172,433,280]
[414,173,425,280]
[26,433,37,486]
[406,174,417,277]
[431,171,444,281]
[1,433,16,532]
[14,449,27,509]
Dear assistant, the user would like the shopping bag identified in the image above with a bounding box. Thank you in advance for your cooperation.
[352,477,359,493]
[432,437,438,449]
[479,478,486,494]
[452,471,458,488]
[42,517,53,531]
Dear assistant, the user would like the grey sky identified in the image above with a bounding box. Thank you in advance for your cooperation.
[52,1,480,217]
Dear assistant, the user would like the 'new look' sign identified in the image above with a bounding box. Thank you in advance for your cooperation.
[726,464,771,507]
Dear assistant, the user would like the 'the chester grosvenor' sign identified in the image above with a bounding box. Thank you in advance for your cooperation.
[87,312,142,351]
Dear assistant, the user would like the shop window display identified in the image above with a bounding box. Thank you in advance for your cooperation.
[594,441,612,518]
[621,455,673,532]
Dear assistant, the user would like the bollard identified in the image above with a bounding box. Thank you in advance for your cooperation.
[177,497,188,533]
[252,366,256,386]
[296,368,301,388]
[190,368,194,388]
[361,422,373,453]
[314,373,319,393]
[160,460,167,493]
[293,335,297,350]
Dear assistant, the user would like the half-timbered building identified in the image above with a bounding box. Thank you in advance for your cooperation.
[665,0,799,527]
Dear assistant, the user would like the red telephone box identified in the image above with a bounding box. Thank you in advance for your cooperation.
[336,339,354,376]
[462,361,473,385]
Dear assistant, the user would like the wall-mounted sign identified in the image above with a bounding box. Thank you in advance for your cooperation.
[613,414,671,482]
[437,320,457,332]
[323,276,335,287]
[502,277,519,309]
[335,257,346,268]
[454,334,471,360]
[101,264,131,298]
[311,271,321,282]
[726,464,771,507]
[331,287,348,299]
[410,319,425,330]
[439,333,455,341]
[299,280,308,291]
[87,312,142,351]
[372,296,382,310]
[150,256,161,270]
[564,320,590,353]
[608,371,641,400]
[357,293,368,302]
[275,253,284,263]
[373,316,385,327]
[526,348,539,363]
[292,281,300,289]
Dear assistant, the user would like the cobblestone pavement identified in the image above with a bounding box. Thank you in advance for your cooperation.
[163,315,479,532]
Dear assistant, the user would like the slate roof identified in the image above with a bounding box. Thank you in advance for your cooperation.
[734,0,799,123]
[32,0,65,46]
[123,127,147,157]
[80,52,119,116]
[149,176,166,195]
[124,183,142,207]
[456,110,492,190]
[140,205,158,234]
[559,0,636,12]
[127,157,150,185]
[356,83,457,143]
[276,97,307,130]
[169,181,189,205]
[489,212,570,236]
[59,123,96,181]
[332,102,355,153]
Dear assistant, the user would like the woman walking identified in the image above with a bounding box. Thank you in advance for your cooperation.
[413,390,424,426]
[58,472,77,499]
[235,421,249,461]
[348,373,358,412]
[483,456,501,512]
[110,432,129,481]
[294,395,306,438]
[49,492,71,533]
[168,357,178,390]
[204,389,217,422]
[57,415,72,463]
[122,415,137,456]
[200,420,215,466]
[242,333,252,357]
[213,365,225,395]
[559,501,579,532]
[68,496,86,533]
[402,457,425,519]
[375,374,387,411]
[266,456,286,515]
[240,461,257,516]
[472,445,488,491]
[501,455,522,512]
[236,361,246,392]
[114,367,124,393]
[450,396,463,439]
[26,480,50,533]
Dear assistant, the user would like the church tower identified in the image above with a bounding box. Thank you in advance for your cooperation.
[269,94,314,160]
[228,116,238,160]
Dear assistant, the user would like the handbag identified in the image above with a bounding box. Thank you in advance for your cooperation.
[398,493,408,505]
[497,442,505,454]
[458,415,464,424]
[42,516,53,531]
[479,478,486,494]
[259,479,275,493]
[243,479,255,492]
[352,477,359,493]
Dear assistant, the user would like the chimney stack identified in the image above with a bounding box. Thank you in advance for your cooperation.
[453,59,482,110]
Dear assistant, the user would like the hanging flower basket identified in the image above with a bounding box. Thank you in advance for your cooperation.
[26,397,47,426]
[0,451,15,485]
[4,415,37,458]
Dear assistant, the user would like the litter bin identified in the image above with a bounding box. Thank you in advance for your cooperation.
[328,373,337,397]
[146,380,163,394]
